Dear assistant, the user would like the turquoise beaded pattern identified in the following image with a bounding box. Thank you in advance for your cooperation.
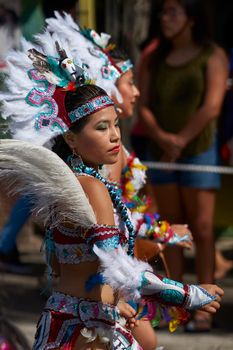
[68,155,136,256]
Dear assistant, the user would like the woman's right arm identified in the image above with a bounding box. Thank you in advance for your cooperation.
[80,176,223,314]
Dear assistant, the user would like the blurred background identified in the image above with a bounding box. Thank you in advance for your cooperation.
[0,1,233,349]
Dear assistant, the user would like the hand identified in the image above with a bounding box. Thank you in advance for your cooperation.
[169,224,193,249]
[199,284,224,313]
[156,131,186,159]
[117,301,139,329]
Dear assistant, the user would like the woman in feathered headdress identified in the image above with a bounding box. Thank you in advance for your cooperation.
[44,13,197,347]
[0,25,224,350]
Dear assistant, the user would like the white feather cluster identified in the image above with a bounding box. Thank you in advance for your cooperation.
[0,31,85,146]
[45,11,123,102]
[0,139,96,227]
[93,245,152,301]
[0,38,60,146]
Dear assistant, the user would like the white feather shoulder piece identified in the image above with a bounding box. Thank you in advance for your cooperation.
[0,139,96,227]
[93,245,152,301]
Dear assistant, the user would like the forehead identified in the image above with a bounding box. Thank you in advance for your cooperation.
[86,106,117,125]
[118,69,133,84]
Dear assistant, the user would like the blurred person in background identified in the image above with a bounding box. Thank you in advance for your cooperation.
[139,0,228,331]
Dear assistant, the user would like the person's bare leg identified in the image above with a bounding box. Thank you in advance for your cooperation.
[181,187,215,330]
[181,187,215,284]
[132,320,158,350]
[214,248,233,280]
[153,184,185,281]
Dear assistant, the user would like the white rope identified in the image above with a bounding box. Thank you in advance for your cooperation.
[143,161,233,175]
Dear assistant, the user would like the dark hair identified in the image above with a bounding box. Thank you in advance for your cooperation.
[109,48,130,65]
[52,84,109,161]
[155,0,213,60]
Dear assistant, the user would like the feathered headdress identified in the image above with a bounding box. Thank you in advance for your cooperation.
[45,11,133,103]
[0,31,114,145]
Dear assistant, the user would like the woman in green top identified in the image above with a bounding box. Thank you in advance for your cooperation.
[139,0,228,331]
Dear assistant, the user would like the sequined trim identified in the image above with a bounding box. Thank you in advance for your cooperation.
[51,224,127,264]
[33,292,141,349]
[46,292,121,326]
[68,95,114,122]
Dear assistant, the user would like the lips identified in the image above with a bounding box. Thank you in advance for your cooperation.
[108,145,120,153]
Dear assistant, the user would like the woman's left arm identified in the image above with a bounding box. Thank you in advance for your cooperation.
[177,47,229,148]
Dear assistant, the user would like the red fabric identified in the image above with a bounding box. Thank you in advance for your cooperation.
[48,311,81,349]
[53,88,72,128]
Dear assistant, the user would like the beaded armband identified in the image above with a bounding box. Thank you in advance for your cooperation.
[141,273,189,307]
[83,224,127,250]
[141,272,216,311]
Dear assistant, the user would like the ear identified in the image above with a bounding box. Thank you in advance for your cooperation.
[63,131,77,150]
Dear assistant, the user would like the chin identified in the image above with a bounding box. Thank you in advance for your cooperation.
[121,109,133,119]
[107,155,119,164]
[162,28,173,38]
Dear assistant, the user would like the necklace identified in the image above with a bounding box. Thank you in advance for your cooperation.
[68,154,135,256]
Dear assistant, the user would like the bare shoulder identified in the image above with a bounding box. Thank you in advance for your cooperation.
[78,175,115,225]
[208,45,229,69]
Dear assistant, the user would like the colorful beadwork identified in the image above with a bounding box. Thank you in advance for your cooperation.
[68,95,114,122]
[81,27,133,77]
[116,59,133,74]
[88,47,120,81]
[26,69,69,133]
[68,154,136,256]
[34,291,142,349]
[45,223,127,265]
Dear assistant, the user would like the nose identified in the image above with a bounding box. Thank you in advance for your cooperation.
[110,124,120,142]
[133,84,140,98]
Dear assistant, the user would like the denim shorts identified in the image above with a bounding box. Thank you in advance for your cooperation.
[147,138,221,189]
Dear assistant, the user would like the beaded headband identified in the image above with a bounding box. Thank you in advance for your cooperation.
[68,95,114,122]
[116,59,133,75]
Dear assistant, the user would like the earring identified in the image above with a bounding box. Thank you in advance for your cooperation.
[115,106,123,115]
[70,151,84,170]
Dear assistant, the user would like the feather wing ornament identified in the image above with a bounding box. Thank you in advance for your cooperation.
[0,139,96,227]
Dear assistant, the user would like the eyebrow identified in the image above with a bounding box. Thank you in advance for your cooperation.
[94,116,119,125]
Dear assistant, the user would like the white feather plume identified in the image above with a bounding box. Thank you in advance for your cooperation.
[93,245,152,301]
[45,11,123,102]
[0,139,96,227]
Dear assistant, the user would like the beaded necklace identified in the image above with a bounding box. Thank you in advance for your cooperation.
[68,154,135,256]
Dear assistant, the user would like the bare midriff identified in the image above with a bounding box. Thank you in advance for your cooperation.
[56,261,116,305]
